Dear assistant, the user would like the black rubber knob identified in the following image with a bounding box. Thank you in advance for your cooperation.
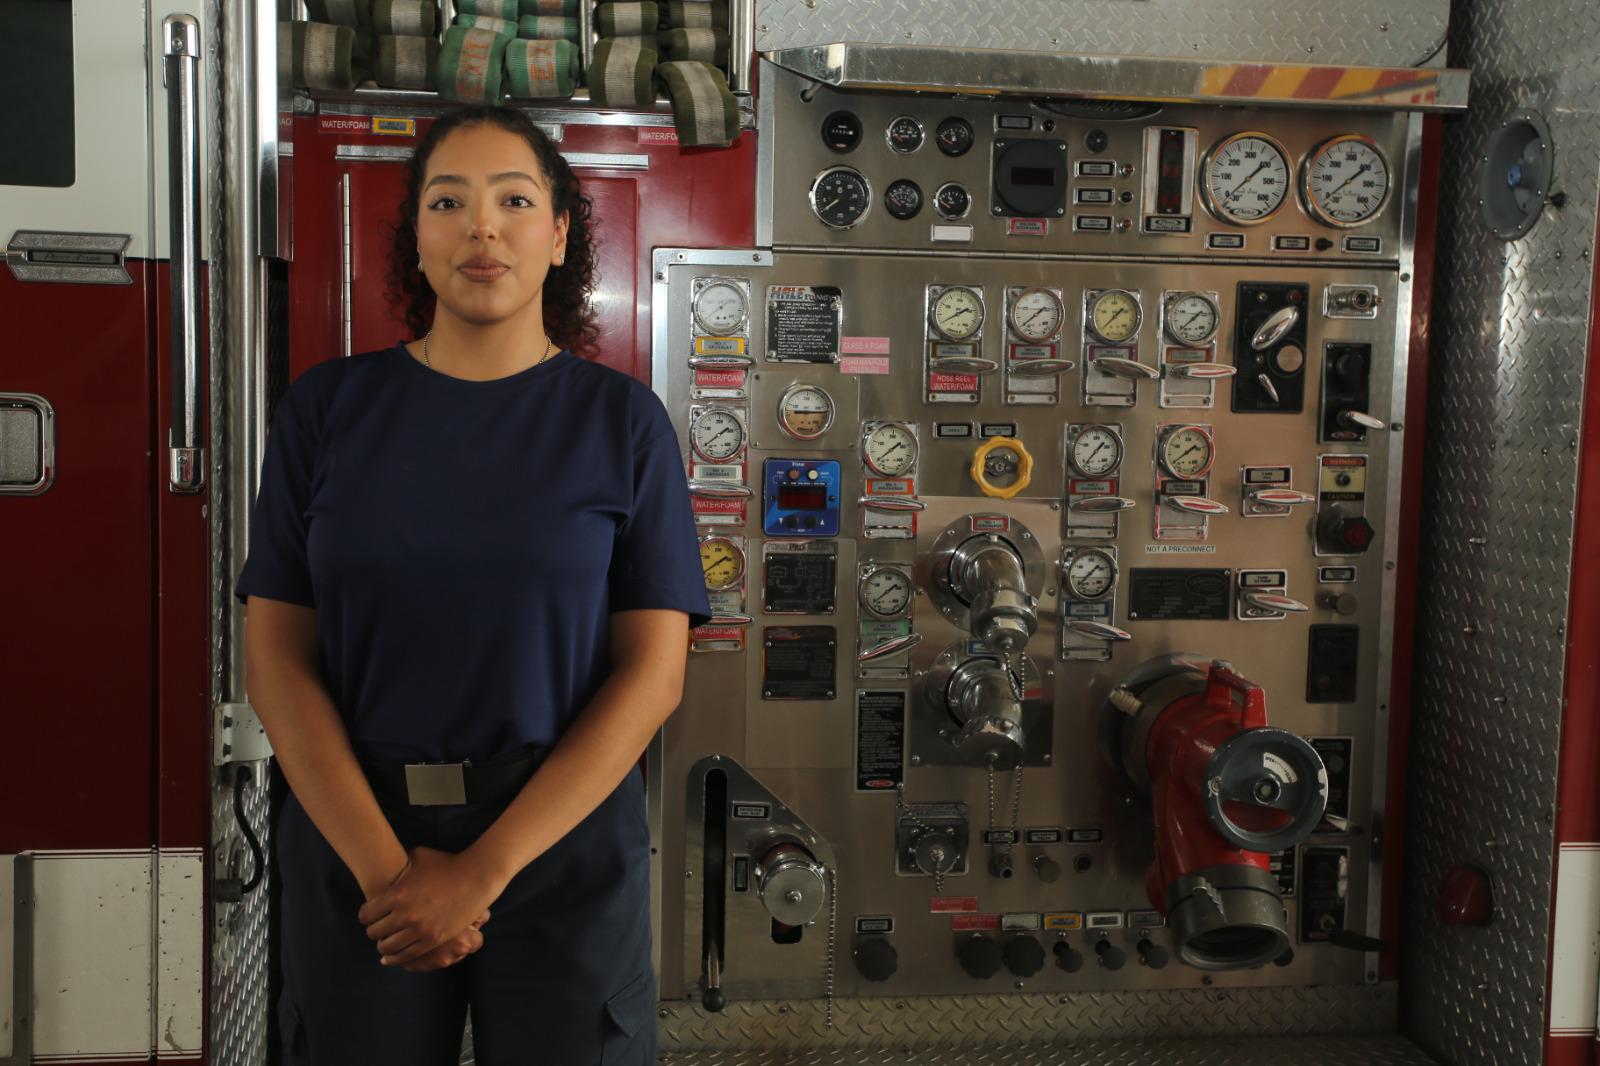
[1053,940,1085,973]
[1320,513,1375,554]
[1002,935,1046,977]
[1137,939,1169,969]
[1032,853,1062,883]
[1333,349,1366,385]
[702,986,726,1012]
[854,936,899,982]
[957,934,1004,979]
[1094,939,1126,970]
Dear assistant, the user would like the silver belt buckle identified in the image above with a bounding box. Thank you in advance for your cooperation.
[403,762,468,806]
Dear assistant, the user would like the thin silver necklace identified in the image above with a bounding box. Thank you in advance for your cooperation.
[422,331,555,372]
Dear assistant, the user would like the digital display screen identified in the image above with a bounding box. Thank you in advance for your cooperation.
[777,483,828,510]
[1009,165,1058,187]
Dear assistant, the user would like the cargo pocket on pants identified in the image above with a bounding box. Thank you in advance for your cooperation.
[277,995,310,1066]
[600,969,656,1065]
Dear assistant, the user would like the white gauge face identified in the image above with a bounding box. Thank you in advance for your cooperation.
[1066,550,1117,600]
[690,408,745,462]
[860,567,913,617]
[1089,289,1141,344]
[1070,425,1124,477]
[778,385,834,440]
[1008,287,1065,342]
[1202,134,1291,224]
[931,286,984,341]
[1303,136,1391,226]
[863,422,918,476]
[1165,292,1221,346]
[699,537,745,591]
[693,281,747,334]
[1161,425,1215,479]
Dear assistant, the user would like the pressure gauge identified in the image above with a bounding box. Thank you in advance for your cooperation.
[1164,292,1221,346]
[699,536,745,591]
[1200,133,1291,225]
[1301,135,1392,227]
[690,407,746,462]
[1159,424,1216,479]
[777,383,835,440]
[863,421,919,476]
[930,286,984,342]
[886,115,925,153]
[1069,425,1124,477]
[809,166,872,229]
[692,280,748,335]
[1088,289,1141,344]
[1008,287,1065,342]
[884,179,923,221]
[934,182,972,220]
[859,566,913,617]
[935,116,975,157]
[1065,548,1117,600]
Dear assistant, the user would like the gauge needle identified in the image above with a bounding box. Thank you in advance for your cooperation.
[1178,445,1201,462]
[821,197,840,212]
[1023,308,1046,326]
[1089,442,1108,461]
[1226,163,1268,201]
[1183,310,1205,326]
[1325,164,1371,201]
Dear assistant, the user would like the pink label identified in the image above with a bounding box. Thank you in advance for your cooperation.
[691,497,744,515]
[841,356,890,375]
[693,625,743,641]
[950,913,1001,932]
[638,127,679,145]
[1070,479,1116,494]
[694,368,746,388]
[1007,218,1049,237]
[841,336,891,355]
[930,896,979,914]
[929,371,980,391]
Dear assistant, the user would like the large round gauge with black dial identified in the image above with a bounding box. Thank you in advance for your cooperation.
[934,182,971,220]
[883,179,923,220]
[809,166,872,229]
[935,116,975,157]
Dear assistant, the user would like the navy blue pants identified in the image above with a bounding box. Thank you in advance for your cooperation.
[275,766,657,1065]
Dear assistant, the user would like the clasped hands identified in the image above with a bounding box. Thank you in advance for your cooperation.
[358,846,502,973]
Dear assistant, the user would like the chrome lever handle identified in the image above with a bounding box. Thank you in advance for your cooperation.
[1255,373,1281,403]
[858,495,926,512]
[164,14,204,494]
[1007,358,1076,377]
[1165,495,1229,515]
[1168,362,1237,379]
[1339,410,1386,430]
[705,614,754,627]
[1069,496,1137,513]
[857,631,924,662]
[929,356,1000,374]
[1068,620,1132,641]
[687,354,754,370]
[1248,488,1315,506]
[688,481,753,499]
[1251,306,1300,350]
[1094,356,1160,380]
[1242,591,1310,614]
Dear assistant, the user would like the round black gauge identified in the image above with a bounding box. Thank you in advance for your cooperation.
[934,181,971,220]
[884,179,923,220]
[809,166,872,229]
[821,110,863,153]
[935,116,975,157]
[886,116,925,153]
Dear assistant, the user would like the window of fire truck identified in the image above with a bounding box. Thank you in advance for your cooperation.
[0,0,75,187]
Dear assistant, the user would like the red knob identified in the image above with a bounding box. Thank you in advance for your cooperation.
[1437,865,1493,926]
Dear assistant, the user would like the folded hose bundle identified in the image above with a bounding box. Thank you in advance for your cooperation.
[372,0,436,36]
[505,37,578,97]
[280,21,365,91]
[595,1,659,35]
[657,26,727,65]
[438,25,508,102]
[520,0,578,14]
[305,0,372,28]
[518,14,578,39]
[588,36,658,108]
[655,59,738,146]
[665,0,727,30]
[374,34,440,89]
[454,12,517,35]
[454,0,519,18]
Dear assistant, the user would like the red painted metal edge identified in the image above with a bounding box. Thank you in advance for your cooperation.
[1379,115,1440,981]
[1541,160,1600,1066]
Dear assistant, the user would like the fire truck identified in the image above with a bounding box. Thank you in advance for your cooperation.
[3,0,1597,1063]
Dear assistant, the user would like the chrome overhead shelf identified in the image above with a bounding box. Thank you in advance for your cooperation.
[763,43,1470,113]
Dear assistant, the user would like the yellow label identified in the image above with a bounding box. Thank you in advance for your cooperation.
[1043,912,1083,931]
[695,336,747,355]
[373,117,417,137]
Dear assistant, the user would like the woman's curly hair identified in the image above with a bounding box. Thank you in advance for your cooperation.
[387,106,599,356]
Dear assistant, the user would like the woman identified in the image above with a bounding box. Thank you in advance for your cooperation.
[237,105,710,1065]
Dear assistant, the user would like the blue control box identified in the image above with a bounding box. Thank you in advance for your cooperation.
[762,458,842,537]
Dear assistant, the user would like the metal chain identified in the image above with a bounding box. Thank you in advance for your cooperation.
[895,783,946,895]
[824,864,837,1030]
[988,759,1024,859]
[1003,648,1026,703]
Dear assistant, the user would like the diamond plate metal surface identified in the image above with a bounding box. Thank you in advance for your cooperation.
[209,776,272,1066]
[754,0,1449,68]
[1402,0,1599,1061]
[658,1038,1438,1066]
[661,984,1401,1050]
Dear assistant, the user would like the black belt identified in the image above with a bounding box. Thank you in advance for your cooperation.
[363,746,546,807]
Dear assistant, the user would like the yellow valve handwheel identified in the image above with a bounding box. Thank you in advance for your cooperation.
[969,436,1034,499]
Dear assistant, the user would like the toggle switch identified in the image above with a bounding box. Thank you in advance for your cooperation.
[1094,938,1126,970]
[1137,939,1169,969]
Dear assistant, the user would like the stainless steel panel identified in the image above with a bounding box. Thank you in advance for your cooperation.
[1400,0,1600,1060]
[754,0,1449,69]
[659,1037,1437,1066]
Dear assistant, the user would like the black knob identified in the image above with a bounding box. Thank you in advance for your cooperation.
[1032,852,1062,883]
[1333,349,1367,386]
[1085,128,1109,153]
[1320,513,1375,554]
[702,986,726,1012]
[1002,935,1045,977]
[854,936,898,982]
[1094,938,1126,970]
[1053,940,1085,973]
[1136,939,1169,969]
[957,934,1004,979]
[1315,237,1335,251]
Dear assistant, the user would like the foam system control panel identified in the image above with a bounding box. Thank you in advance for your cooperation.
[652,65,1416,1009]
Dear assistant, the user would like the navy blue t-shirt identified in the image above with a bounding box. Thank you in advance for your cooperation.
[235,344,712,763]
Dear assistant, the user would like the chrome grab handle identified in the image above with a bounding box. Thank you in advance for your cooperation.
[858,631,924,662]
[1251,306,1300,350]
[688,481,753,499]
[1069,495,1136,513]
[1068,620,1132,641]
[1007,358,1076,377]
[1093,356,1160,380]
[858,494,926,512]
[164,14,204,494]
[688,354,754,370]
[1165,495,1229,515]
[929,356,1000,374]
[1339,410,1386,430]
[1168,362,1237,379]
